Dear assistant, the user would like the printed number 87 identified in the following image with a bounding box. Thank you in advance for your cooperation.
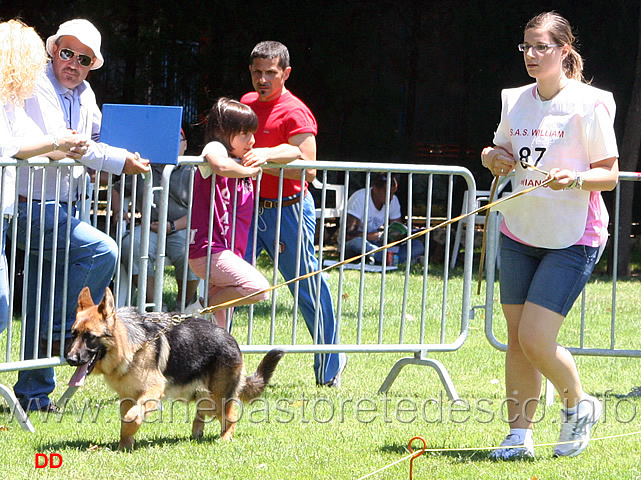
[519,147,546,168]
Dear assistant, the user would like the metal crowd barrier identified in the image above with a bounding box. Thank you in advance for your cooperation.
[0,158,153,432]
[237,161,477,401]
[1,156,478,432]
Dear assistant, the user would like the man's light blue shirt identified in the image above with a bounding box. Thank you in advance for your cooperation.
[22,62,128,201]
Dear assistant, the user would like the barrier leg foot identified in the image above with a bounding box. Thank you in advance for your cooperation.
[0,383,35,432]
[378,354,460,401]
[58,385,79,406]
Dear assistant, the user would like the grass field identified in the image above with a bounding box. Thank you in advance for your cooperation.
[1,265,640,479]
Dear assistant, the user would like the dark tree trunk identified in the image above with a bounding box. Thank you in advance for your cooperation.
[616,7,641,276]
[403,1,421,139]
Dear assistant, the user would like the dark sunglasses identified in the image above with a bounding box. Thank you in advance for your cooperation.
[58,48,93,67]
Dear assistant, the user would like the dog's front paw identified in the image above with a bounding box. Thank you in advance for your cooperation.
[118,436,135,451]
[192,418,205,440]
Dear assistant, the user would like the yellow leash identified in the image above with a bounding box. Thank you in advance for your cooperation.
[195,174,554,316]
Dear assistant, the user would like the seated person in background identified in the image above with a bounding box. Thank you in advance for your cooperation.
[343,173,424,264]
[113,129,199,309]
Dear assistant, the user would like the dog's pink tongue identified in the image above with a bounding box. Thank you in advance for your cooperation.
[68,364,89,387]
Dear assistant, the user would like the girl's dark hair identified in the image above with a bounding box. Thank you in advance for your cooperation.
[525,11,585,82]
[204,97,258,153]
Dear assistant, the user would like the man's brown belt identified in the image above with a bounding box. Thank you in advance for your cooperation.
[259,189,308,209]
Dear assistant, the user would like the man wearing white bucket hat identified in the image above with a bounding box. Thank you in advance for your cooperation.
[12,19,149,412]
[25,19,149,174]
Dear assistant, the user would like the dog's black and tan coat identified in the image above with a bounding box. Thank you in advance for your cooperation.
[66,287,283,450]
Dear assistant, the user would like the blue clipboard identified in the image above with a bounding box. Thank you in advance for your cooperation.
[100,104,183,164]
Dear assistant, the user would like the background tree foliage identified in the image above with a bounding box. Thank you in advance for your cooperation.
[2,0,640,273]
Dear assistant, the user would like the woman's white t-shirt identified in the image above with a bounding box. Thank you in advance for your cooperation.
[492,80,618,249]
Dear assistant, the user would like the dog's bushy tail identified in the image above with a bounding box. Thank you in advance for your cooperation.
[239,349,284,402]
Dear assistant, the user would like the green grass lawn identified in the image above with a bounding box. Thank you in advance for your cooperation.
[1,267,640,479]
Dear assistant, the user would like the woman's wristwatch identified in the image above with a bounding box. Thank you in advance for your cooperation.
[565,171,584,190]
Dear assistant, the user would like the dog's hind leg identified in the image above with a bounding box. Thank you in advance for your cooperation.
[212,369,243,441]
[218,395,239,441]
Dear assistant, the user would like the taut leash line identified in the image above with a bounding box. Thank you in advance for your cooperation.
[196,175,554,316]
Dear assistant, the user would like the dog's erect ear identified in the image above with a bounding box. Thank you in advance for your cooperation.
[77,286,96,311]
[97,287,115,319]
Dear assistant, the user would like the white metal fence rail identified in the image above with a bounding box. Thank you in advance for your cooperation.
[3,156,639,434]
[1,157,477,431]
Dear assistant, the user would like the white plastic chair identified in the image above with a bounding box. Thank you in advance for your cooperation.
[311,177,345,220]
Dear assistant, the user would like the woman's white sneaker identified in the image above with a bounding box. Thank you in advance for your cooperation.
[489,433,535,460]
[554,395,603,457]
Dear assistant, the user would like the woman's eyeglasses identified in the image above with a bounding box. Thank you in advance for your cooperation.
[58,48,93,67]
[517,43,561,53]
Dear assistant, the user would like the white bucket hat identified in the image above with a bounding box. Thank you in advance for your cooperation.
[46,19,104,70]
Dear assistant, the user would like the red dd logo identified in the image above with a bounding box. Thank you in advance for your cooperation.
[35,453,63,468]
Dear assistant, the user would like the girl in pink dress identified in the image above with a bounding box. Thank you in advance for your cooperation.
[188,97,269,329]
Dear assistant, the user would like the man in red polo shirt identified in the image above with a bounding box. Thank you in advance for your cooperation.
[241,41,346,387]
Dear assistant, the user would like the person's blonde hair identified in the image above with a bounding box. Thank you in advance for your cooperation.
[525,11,585,82]
[0,19,47,106]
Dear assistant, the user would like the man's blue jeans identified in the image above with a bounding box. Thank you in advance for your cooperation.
[245,193,346,385]
[9,201,117,410]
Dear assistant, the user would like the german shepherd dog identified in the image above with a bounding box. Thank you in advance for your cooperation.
[66,286,284,450]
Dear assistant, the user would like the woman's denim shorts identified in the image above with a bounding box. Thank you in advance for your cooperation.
[499,234,599,317]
